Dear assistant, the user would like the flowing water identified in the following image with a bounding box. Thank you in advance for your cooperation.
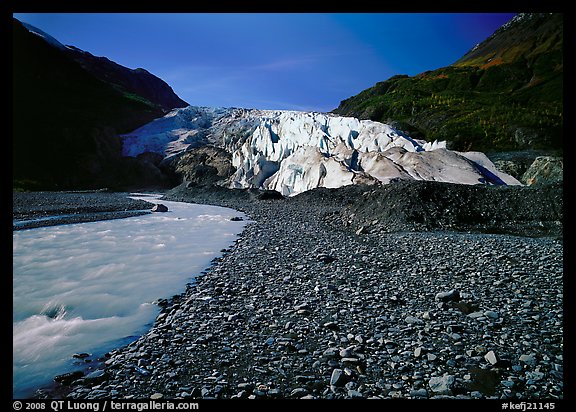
[12,194,248,398]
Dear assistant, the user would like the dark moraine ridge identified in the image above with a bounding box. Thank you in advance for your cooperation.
[29,182,563,400]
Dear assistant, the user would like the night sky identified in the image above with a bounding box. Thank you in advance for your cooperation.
[13,13,517,112]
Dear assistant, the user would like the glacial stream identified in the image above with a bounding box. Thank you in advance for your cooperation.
[13,194,248,398]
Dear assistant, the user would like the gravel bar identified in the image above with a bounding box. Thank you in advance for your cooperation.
[13,191,155,230]
[32,183,563,401]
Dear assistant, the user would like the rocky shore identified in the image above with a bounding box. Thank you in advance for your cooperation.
[27,181,563,401]
[13,190,154,230]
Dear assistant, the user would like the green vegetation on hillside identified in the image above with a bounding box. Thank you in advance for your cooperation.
[333,13,563,153]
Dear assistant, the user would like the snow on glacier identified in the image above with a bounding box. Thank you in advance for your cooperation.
[121,106,521,195]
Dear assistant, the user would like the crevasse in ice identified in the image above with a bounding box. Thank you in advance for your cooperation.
[122,106,521,196]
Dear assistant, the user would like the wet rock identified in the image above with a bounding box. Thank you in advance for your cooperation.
[151,203,168,212]
[54,371,84,385]
[84,370,106,383]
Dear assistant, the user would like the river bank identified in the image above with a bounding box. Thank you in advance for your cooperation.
[13,191,155,230]
[25,182,563,400]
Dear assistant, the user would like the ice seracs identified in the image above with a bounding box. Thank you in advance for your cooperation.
[121,105,521,196]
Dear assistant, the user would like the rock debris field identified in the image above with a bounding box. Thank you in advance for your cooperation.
[29,181,563,400]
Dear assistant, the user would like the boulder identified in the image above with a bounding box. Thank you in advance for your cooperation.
[428,374,455,395]
[522,156,563,186]
[151,203,168,212]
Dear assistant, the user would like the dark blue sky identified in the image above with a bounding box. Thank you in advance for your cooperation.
[14,13,516,112]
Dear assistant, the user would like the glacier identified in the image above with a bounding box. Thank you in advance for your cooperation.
[121,106,521,196]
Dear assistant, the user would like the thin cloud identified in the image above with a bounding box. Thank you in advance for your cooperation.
[251,57,319,72]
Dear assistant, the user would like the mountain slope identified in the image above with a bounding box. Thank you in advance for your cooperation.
[63,46,189,113]
[13,18,188,190]
[332,13,563,154]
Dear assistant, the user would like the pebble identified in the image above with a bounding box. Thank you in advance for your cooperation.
[485,351,499,365]
[405,316,424,325]
[435,290,460,302]
[330,369,347,387]
[39,186,563,400]
[410,388,428,398]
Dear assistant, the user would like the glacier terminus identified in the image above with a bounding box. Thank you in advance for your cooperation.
[121,106,521,196]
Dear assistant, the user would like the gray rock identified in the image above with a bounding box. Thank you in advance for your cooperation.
[405,315,424,325]
[323,348,339,358]
[526,371,545,381]
[355,226,367,235]
[264,337,275,346]
[485,350,499,365]
[151,203,168,212]
[237,382,254,391]
[428,375,455,395]
[410,388,428,398]
[484,310,499,319]
[330,368,347,387]
[84,370,106,381]
[268,388,282,398]
[290,388,309,398]
[347,389,364,398]
[339,347,355,358]
[522,156,563,186]
[317,254,337,263]
[435,290,460,302]
[39,183,562,400]
[519,354,536,365]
